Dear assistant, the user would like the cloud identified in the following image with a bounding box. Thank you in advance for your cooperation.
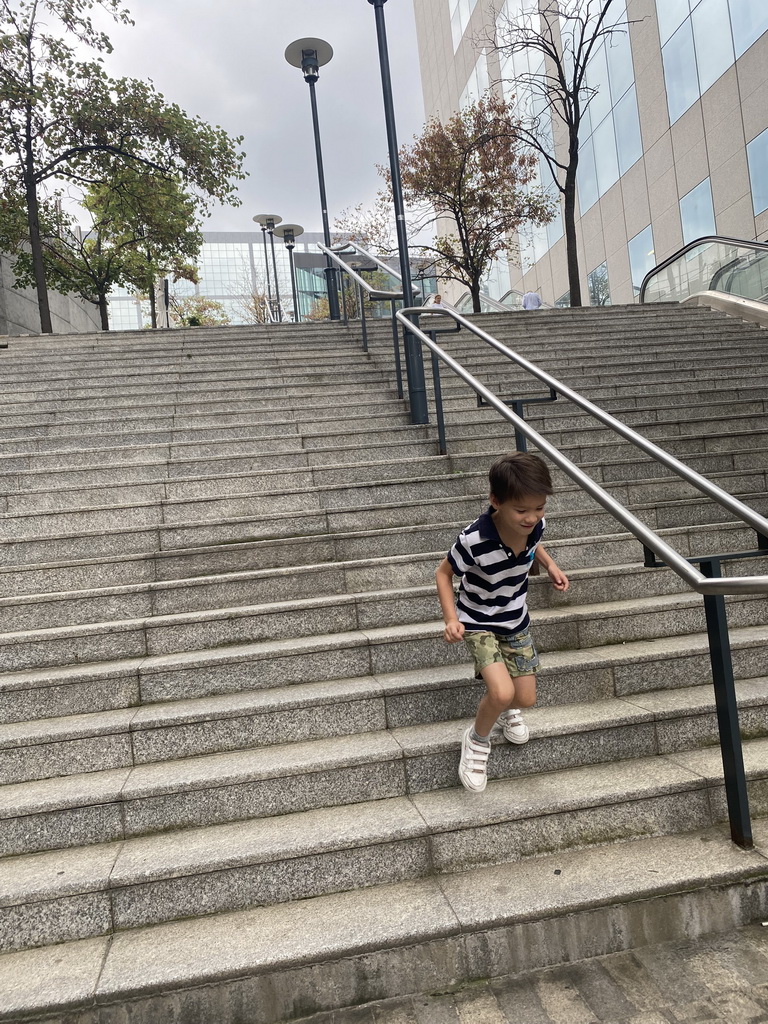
[89,0,426,232]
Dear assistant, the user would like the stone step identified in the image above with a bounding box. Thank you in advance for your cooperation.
[1,606,766,732]
[4,732,768,954]
[1,438,763,510]
[2,678,768,860]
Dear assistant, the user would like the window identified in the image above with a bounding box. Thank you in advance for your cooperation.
[691,0,734,94]
[577,136,599,213]
[656,0,689,45]
[747,127,768,215]
[459,52,489,108]
[729,0,768,57]
[679,178,716,243]
[614,87,643,174]
[661,19,700,124]
[449,0,478,51]
[588,262,611,305]
[627,225,656,296]
[592,114,620,196]
[555,290,571,307]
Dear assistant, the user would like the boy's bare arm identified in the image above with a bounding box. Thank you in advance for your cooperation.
[534,544,569,592]
[436,558,465,642]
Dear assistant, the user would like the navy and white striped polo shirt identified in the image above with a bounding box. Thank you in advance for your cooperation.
[447,507,545,635]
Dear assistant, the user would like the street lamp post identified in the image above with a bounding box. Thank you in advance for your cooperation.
[253,217,273,318]
[285,37,341,321]
[275,223,304,322]
[254,213,283,321]
[365,0,428,424]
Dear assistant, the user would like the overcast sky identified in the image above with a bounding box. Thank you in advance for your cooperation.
[91,1,426,234]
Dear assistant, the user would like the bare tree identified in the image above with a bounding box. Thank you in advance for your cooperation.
[486,0,627,306]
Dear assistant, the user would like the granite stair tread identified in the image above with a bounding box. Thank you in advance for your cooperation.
[2,821,768,1021]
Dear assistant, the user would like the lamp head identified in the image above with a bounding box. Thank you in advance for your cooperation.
[253,213,282,232]
[275,223,304,249]
[285,38,333,84]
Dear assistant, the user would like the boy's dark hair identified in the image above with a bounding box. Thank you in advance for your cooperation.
[489,453,553,502]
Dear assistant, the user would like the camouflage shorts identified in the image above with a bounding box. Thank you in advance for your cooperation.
[463,629,540,679]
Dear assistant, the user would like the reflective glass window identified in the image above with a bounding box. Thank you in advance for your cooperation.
[680,178,716,243]
[555,290,571,307]
[577,136,599,212]
[747,126,768,215]
[588,261,611,305]
[592,114,620,195]
[627,224,656,296]
[662,20,700,123]
[656,0,690,45]
[692,0,734,93]
[605,23,634,102]
[585,43,612,127]
[729,0,768,56]
[547,204,564,248]
[614,86,643,175]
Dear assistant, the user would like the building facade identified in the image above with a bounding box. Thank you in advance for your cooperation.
[108,230,332,330]
[413,0,768,305]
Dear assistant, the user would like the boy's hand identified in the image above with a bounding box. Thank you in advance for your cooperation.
[547,564,570,592]
[444,619,465,642]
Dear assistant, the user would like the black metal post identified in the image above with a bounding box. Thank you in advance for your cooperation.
[287,245,299,323]
[511,400,527,453]
[700,558,753,848]
[368,0,428,424]
[260,226,273,311]
[307,79,341,321]
[390,299,404,399]
[340,270,348,322]
[268,228,282,320]
[430,339,447,456]
[359,283,368,352]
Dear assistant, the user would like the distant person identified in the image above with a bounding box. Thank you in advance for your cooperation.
[431,293,445,308]
[522,290,543,310]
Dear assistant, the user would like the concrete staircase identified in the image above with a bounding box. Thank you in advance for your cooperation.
[2,306,768,1023]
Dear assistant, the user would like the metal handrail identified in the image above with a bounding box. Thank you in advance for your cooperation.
[395,304,768,598]
[317,242,409,301]
[639,234,768,304]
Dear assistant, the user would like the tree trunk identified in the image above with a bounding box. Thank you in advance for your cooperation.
[98,291,110,331]
[563,170,582,307]
[24,174,53,333]
[470,279,482,313]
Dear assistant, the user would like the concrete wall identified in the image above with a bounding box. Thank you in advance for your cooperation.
[0,254,102,336]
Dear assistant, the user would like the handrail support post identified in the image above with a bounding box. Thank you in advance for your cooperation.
[701,557,753,848]
[429,331,447,455]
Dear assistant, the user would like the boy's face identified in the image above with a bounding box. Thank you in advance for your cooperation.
[490,492,547,535]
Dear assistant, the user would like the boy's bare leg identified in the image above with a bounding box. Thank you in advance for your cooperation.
[474,664,536,736]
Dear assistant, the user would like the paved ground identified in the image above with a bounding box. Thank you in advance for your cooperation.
[293,923,768,1023]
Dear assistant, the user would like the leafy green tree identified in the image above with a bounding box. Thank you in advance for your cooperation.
[0,0,245,333]
[385,93,554,312]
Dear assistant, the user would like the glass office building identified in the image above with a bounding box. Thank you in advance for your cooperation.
[411,0,768,305]
[108,230,330,330]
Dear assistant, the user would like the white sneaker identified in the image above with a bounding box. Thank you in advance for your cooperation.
[498,709,530,745]
[459,727,490,793]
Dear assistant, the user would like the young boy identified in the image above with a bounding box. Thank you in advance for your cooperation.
[436,452,569,793]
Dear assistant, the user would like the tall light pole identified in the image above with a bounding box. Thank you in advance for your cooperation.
[254,213,283,320]
[285,37,341,321]
[275,223,304,322]
[365,0,428,424]
[253,217,273,316]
